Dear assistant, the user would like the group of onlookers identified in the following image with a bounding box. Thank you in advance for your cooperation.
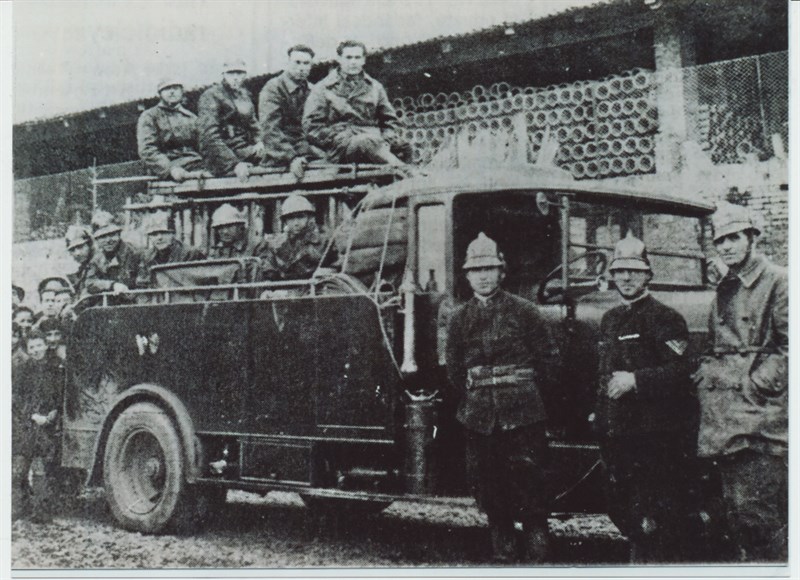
[138,40,412,184]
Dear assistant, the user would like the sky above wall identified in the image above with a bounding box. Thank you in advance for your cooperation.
[13,0,605,123]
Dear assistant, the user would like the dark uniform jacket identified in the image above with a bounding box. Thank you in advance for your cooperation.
[261,223,335,281]
[208,237,269,260]
[446,290,552,435]
[67,260,92,299]
[595,293,696,439]
[696,254,788,458]
[137,239,205,288]
[85,241,144,293]
[137,102,204,178]
[12,354,64,457]
[302,69,403,160]
[258,72,313,164]
[198,82,261,175]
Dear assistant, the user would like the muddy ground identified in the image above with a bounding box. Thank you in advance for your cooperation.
[12,489,629,570]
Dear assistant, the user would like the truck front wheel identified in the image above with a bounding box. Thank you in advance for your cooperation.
[103,401,188,533]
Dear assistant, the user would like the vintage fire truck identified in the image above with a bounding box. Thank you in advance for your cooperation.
[62,161,716,533]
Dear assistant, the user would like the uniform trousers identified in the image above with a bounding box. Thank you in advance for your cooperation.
[465,422,550,529]
[717,449,787,562]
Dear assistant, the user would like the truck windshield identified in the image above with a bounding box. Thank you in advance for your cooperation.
[569,200,705,287]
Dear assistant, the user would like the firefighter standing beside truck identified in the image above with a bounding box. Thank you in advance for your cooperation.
[136,77,208,182]
[64,225,94,299]
[445,233,553,563]
[594,233,698,563]
[694,202,788,562]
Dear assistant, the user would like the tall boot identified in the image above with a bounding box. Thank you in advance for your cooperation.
[490,521,516,563]
[521,521,551,564]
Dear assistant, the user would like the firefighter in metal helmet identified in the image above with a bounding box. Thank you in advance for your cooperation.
[694,202,787,562]
[137,211,205,288]
[137,76,207,182]
[595,232,698,563]
[208,203,269,261]
[64,225,93,298]
[445,232,554,563]
[85,210,144,294]
[261,194,336,281]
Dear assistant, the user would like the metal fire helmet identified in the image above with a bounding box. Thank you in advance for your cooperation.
[147,211,174,235]
[157,77,183,93]
[222,59,247,74]
[280,194,315,220]
[65,225,92,250]
[211,203,247,228]
[91,210,123,238]
[462,232,505,270]
[711,201,761,242]
[609,232,652,273]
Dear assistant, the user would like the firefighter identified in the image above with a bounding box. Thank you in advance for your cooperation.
[694,202,787,562]
[137,77,208,182]
[85,210,145,294]
[208,203,269,259]
[198,59,265,180]
[259,45,323,180]
[594,233,698,563]
[137,211,205,288]
[64,225,93,298]
[302,40,412,169]
[445,233,553,563]
[261,194,336,281]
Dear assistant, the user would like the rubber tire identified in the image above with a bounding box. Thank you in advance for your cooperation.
[300,495,391,517]
[103,401,188,534]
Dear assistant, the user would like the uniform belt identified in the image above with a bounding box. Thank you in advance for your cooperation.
[710,346,780,355]
[467,365,535,389]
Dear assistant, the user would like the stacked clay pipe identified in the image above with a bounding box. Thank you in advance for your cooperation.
[393,68,658,178]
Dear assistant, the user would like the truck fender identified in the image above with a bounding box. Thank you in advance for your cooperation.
[86,384,202,487]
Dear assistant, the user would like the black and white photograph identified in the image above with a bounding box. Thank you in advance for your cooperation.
[3,0,796,578]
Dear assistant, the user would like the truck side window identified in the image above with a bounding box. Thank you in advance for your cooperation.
[416,204,446,293]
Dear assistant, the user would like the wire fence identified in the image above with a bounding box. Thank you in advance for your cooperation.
[682,51,788,164]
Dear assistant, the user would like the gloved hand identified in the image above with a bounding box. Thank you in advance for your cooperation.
[252,141,266,160]
[234,162,251,182]
[607,371,636,399]
[169,166,190,182]
[289,156,308,181]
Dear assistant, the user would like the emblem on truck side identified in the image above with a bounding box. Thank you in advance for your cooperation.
[135,333,161,356]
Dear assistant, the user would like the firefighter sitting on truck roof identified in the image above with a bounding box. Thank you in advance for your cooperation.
[198,60,266,181]
[302,40,412,170]
[261,194,336,281]
[136,211,206,289]
[85,210,145,295]
[445,233,554,564]
[137,77,209,183]
[259,45,324,182]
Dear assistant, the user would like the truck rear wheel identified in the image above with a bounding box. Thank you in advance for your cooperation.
[103,402,188,533]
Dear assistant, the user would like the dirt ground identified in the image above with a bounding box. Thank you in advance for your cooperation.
[11,489,628,570]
